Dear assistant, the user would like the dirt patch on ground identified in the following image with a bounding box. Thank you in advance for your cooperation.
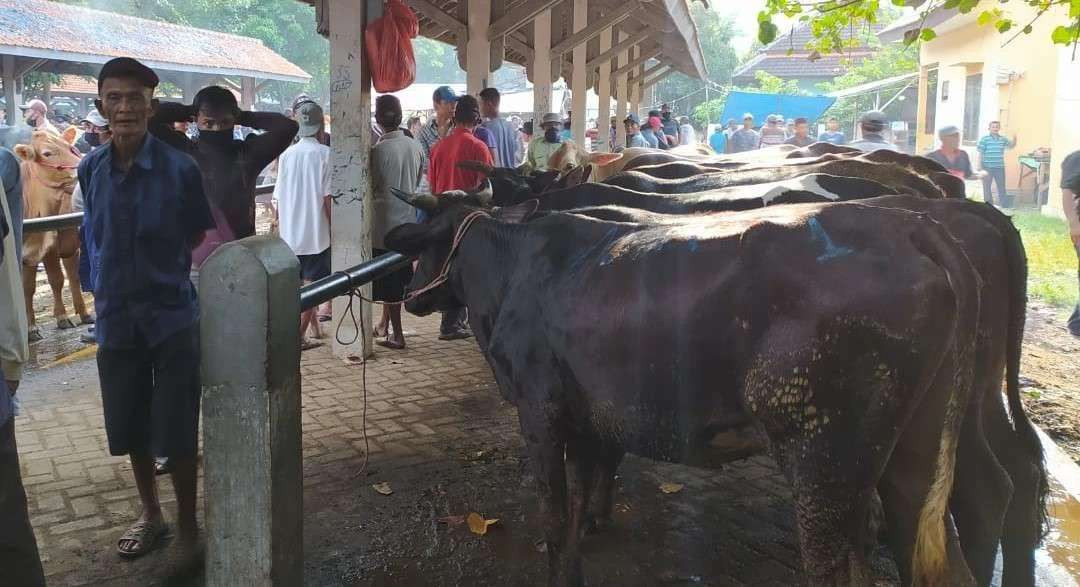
[1019,300,1080,464]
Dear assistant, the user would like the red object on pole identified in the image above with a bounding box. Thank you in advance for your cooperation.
[365,0,418,93]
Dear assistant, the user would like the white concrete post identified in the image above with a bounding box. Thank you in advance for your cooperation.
[595,25,613,152]
[466,0,492,94]
[2,56,20,129]
[202,236,302,587]
[570,0,588,146]
[533,9,553,126]
[628,46,641,120]
[329,0,373,361]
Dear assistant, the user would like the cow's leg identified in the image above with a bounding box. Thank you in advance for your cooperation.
[561,436,596,583]
[949,397,1012,586]
[517,407,571,586]
[984,392,1041,587]
[21,264,41,342]
[585,445,624,533]
[60,254,93,324]
[43,254,75,329]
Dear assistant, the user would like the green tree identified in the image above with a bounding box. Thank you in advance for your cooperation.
[751,70,808,95]
[815,43,918,126]
[757,0,1079,53]
[414,38,465,83]
[650,3,740,116]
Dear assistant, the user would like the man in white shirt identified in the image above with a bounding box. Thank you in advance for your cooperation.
[273,101,332,350]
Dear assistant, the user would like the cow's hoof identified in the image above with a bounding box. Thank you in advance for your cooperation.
[79,314,96,325]
[28,328,43,343]
[56,316,78,330]
[584,515,613,535]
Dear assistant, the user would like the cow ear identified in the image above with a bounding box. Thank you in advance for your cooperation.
[587,152,622,167]
[496,199,539,224]
[384,223,433,255]
[13,144,35,161]
[457,160,495,176]
[391,188,440,213]
[62,127,78,145]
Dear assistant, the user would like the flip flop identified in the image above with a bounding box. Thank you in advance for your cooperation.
[301,339,324,351]
[376,338,406,350]
[117,518,168,559]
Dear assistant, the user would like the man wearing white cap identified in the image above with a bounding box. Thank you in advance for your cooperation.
[18,99,59,136]
[75,109,110,154]
[524,113,566,172]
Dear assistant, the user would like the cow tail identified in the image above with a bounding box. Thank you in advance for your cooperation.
[909,216,980,586]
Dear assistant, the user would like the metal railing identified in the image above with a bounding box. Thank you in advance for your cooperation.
[299,251,413,311]
[22,183,276,234]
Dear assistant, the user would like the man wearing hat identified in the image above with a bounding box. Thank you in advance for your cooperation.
[19,98,59,136]
[417,85,459,193]
[524,112,566,172]
[79,57,214,566]
[623,114,649,149]
[75,108,111,154]
[759,114,787,148]
[926,126,979,179]
[848,110,900,152]
[729,113,760,153]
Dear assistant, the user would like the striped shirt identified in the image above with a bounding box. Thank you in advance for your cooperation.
[976,134,1014,169]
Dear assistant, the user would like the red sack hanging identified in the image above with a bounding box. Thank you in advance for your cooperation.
[366,0,419,93]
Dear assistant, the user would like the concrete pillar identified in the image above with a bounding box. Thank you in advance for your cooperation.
[202,236,302,587]
[2,56,20,128]
[570,0,587,146]
[595,25,612,152]
[533,9,553,127]
[466,0,492,94]
[329,0,374,361]
[240,77,257,110]
[614,32,628,149]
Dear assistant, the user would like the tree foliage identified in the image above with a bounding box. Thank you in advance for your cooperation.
[649,4,740,116]
[816,43,918,129]
[757,0,1080,54]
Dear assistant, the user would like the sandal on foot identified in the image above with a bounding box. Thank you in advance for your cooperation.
[376,338,405,350]
[301,339,323,351]
[117,519,168,559]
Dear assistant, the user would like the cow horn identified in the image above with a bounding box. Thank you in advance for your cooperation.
[390,188,439,212]
[456,160,495,176]
[471,179,493,204]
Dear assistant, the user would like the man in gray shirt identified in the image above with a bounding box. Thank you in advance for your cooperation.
[479,88,520,168]
[848,110,901,153]
[729,113,761,153]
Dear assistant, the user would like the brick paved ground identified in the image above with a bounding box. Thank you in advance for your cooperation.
[14,314,827,586]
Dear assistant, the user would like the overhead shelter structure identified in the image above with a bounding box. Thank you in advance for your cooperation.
[0,0,310,125]
[293,0,707,370]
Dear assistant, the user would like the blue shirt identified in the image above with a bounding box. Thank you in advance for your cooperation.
[709,130,727,154]
[482,117,520,168]
[79,133,214,350]
[626,133,649,149]
[640,128,660,149]
[819,131,846,145]
[977,133,1013,169]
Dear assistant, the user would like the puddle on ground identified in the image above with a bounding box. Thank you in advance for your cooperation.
[25,323,94,372]
[1039,479,1080,585]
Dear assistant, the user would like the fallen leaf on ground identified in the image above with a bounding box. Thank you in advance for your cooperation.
[659,482,684,494]
[467,512,499,535]
[438,515,465,526]
[372,482,393,495]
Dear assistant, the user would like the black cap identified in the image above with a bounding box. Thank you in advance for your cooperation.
[98,57,159,92]
[859,110,888,125]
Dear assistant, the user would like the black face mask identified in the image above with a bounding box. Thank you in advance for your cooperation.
[198,128,235,147]
[662,112,671,121]
[84,133,100,147]
[26,117,38,128]
[544,127,560,143]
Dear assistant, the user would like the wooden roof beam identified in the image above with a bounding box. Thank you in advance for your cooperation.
[410,0,467,38]
[505,32,534,61]
[585,28,648,69]
[610,46,661,77]
[488,0,564,38]
[550,1,638,55]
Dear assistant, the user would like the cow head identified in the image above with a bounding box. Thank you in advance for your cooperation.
[456,161,560,207]
[385,182,537,316]
[14,130,81,193]
[547,140,623,180]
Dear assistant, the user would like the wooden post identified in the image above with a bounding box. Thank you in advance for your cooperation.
[240,77,257,110]
[2,56,20,128]
[533,9,553,126]
[329,0,374,361]
[614,33,629,148]
[595,25,612,152]
[466,0,491,94]
[570,0,587,146]
[628,45,641,120]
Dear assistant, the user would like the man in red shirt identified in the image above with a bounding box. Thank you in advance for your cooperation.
[428,95,493,195]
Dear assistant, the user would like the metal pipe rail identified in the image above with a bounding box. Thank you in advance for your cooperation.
[299,251,413,311]
[21,183,277,234]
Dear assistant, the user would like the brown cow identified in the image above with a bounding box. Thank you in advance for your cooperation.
[15,130,92,342]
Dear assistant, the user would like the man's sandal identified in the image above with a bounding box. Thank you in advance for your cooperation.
[117,519,168,559]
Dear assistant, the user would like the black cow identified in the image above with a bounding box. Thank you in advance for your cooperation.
[385,193,980,586]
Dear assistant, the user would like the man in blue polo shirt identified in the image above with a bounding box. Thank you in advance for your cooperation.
[976,120,1017,206]
[80,57,214,567]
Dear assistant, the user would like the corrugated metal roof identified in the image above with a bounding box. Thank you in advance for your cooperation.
[0,0,310,82]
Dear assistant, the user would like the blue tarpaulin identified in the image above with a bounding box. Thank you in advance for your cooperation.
[719,91,836,125]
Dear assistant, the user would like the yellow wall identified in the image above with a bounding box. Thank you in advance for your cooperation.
[1046,46,1080,218]
[915,4,1068,207]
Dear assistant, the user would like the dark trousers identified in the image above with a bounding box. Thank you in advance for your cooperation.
[439,306,468,335]
[981,167,1009,206]
[1070,242,1080,336]
[0,418,46,586]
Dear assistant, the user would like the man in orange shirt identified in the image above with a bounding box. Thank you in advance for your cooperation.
[428,95,493,195]
[425,95,492,340]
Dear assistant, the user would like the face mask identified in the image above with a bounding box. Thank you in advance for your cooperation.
[26,117,38,128]
[544,127,560,143]
[84,133,100,147]
[198,128,235,146]
[662,112,671,121]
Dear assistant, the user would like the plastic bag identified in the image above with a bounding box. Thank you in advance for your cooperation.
[366,0,418,93]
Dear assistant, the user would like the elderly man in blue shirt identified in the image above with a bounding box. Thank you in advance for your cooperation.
[80,57,214,568]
